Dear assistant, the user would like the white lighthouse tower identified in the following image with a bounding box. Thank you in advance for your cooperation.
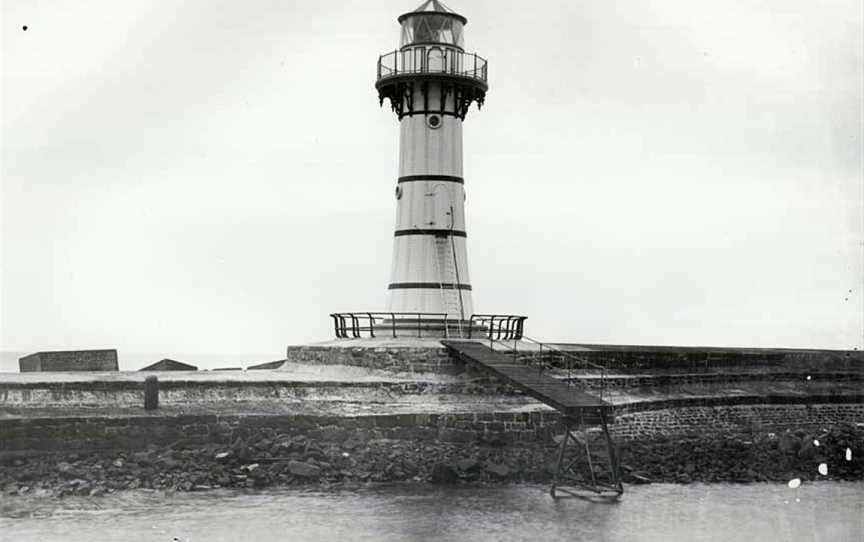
[329,2,525,340]
[376,0,488,328]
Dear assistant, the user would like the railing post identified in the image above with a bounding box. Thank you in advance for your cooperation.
[367,313,375,338]
[144,376,159,411]
[539,343,544,374]
[391,313,397,338]
[417,312,422,338]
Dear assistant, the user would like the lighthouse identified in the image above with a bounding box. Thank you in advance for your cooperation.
[376,0,488,328]
[328,2,525,340]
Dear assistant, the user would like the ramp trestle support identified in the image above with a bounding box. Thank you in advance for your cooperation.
[550,408,624,500]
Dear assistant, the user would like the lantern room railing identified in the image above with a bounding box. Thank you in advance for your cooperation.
[377,49,488,83]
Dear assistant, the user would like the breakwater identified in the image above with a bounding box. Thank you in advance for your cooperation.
[2,417,861,498]
[2,341,862,497]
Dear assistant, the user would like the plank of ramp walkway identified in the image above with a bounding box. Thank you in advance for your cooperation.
[441,341,610,417]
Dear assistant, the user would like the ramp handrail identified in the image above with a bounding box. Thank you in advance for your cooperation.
[487,336,609,402]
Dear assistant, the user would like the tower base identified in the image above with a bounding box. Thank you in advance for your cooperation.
[375,318,486,339]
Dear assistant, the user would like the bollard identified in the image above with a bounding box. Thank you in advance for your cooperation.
[144,375,159,410]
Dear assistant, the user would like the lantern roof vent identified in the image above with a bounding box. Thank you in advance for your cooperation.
[398,0,467,25]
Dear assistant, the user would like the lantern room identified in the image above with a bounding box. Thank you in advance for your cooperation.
[398,0,467,49]
[376,0,487,120]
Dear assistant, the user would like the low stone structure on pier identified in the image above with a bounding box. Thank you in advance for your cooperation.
[139,359,198,372]
[18,349,118,372]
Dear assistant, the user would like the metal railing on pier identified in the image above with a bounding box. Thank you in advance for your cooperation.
[330,312,450,339]
[330,312,526,340]
[468,314,526,341]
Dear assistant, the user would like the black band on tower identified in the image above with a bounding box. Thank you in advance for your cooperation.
[389,282,472,291]
[398,175,464,184]
[394,229,467,238]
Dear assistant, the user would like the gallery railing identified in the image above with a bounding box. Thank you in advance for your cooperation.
[377,49,488,83]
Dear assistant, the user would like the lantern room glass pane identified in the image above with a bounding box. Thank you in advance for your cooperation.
[400,15,465,48]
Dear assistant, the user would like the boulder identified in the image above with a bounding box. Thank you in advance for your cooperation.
[778,433,801,454]
[455,458,481,473]
[288,461,321,478]
[485,462,511,478]
[429,463,458,484]
[797,440,817,459]
[215,451,232,463]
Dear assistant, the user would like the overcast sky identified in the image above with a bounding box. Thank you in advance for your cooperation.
[1,0,862,366]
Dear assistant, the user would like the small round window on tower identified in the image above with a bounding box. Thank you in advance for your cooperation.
[426,115,442,129]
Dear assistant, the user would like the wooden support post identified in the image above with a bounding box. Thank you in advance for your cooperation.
[550,417,571,498]
[144,376,159,410]
[600,410,623,494]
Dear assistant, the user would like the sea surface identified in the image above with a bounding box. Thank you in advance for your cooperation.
[1,483,861,542]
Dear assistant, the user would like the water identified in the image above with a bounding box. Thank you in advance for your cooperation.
[1,483,861,541]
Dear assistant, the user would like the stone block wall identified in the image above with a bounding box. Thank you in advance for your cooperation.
[288,343,863,376]
[574,372,864,390]
[285,345,460,374]
[3,403,862,454]
[0,411,564,453]
[0,379,522,408]
[553,348,863,373]
[610,404,864,441]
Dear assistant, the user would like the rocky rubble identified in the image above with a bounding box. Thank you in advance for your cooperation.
[1,424,861,497]
[616,424,864,485]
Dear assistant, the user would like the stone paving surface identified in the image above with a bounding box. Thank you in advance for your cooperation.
[2,364,860,421]
[0,363,460,385]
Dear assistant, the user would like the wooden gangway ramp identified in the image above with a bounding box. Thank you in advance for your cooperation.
[442,340,623,499]
[441,340,611,417]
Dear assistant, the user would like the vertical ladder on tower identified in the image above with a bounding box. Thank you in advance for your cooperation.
[433,234,463,337]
